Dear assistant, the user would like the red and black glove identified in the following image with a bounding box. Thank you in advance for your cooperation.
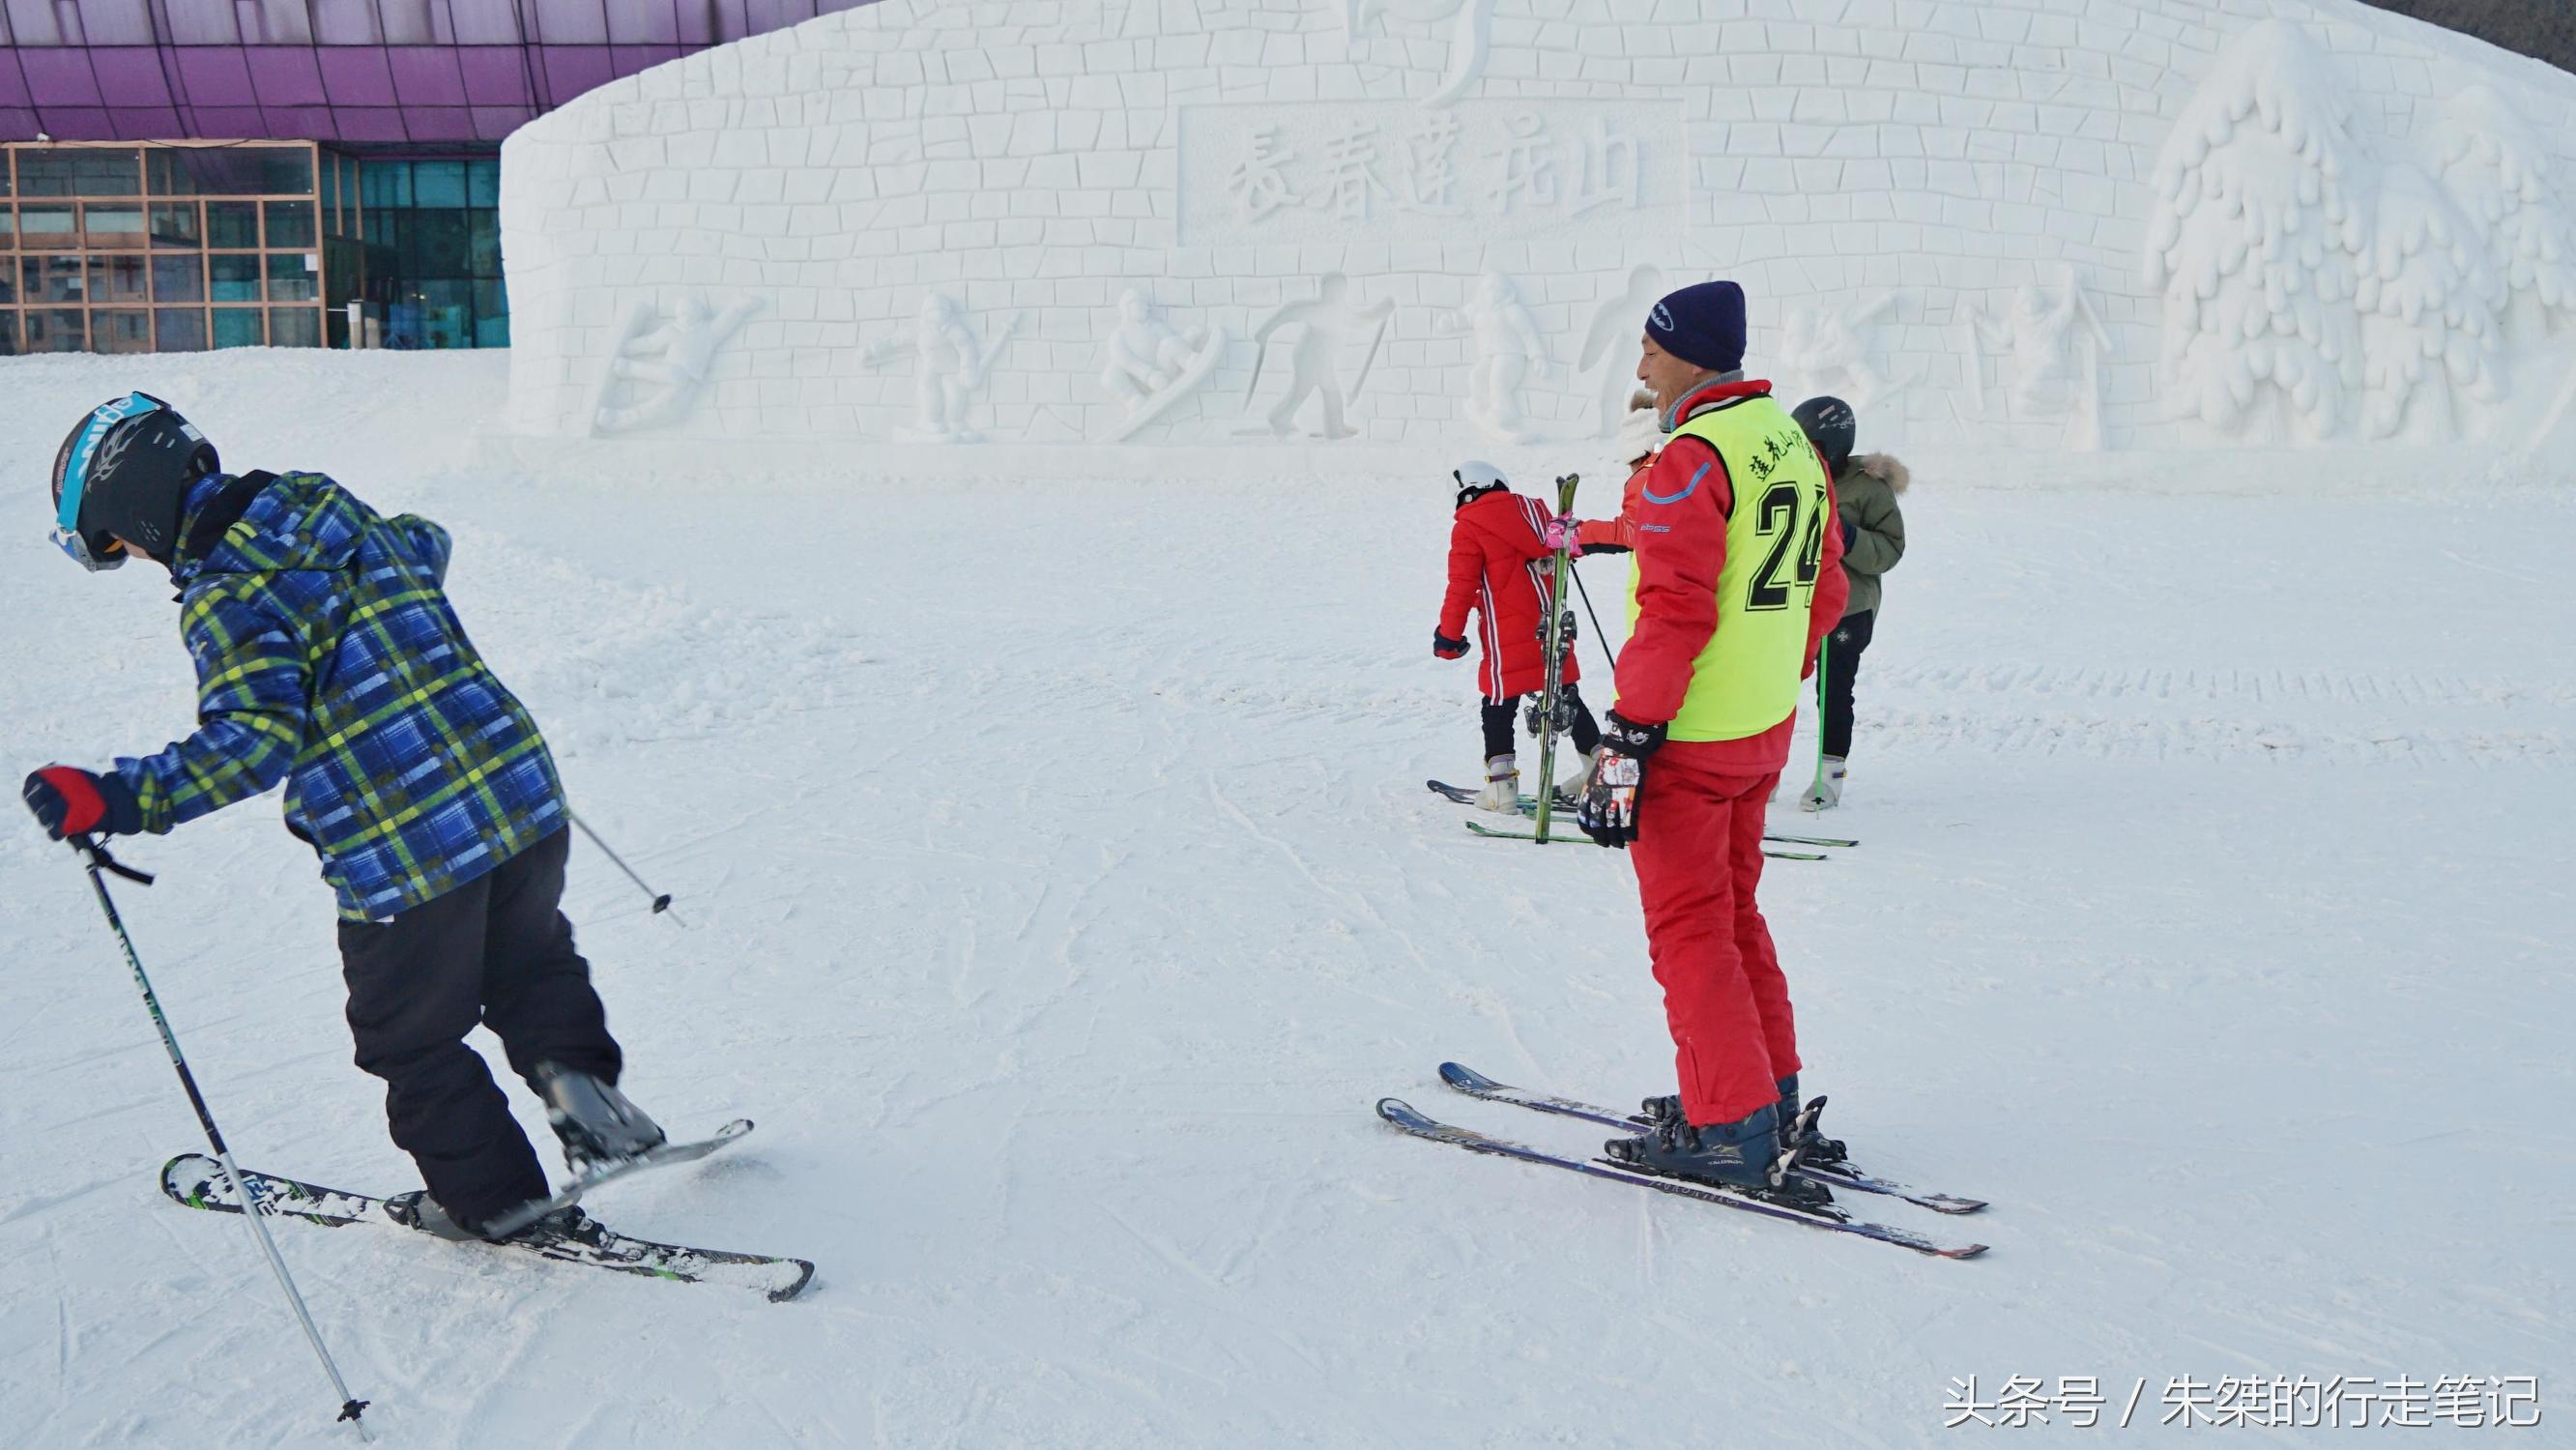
[1432,629,1468,660]
[22,767,142,841]
[1577,711,1665,849]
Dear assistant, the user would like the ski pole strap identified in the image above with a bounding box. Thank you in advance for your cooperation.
[72,834,155,886]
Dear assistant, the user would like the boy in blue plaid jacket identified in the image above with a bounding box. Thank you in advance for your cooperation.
[26,393,665,1241]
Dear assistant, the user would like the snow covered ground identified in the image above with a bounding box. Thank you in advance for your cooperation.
[1,350,2569,1446]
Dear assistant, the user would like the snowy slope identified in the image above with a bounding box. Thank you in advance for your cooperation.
[1,352,2570,1446]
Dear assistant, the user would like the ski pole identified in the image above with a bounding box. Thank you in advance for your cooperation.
[1567,563,1616,675]
[65,836,372,1436]
[570,810,677,919]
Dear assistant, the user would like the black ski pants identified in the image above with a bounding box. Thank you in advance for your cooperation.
[1482,682,1603,762]
[1819,609,1876,761]
[336,825,622,1228]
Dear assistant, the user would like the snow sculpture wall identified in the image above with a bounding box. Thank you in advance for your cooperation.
[498,0,2576,453]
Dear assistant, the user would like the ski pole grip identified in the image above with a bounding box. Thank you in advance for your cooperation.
[71,834,156,886]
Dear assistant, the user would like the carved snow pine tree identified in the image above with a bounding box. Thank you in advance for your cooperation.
[2436,84,2576,342]
[2357,163,2505,440]
[2143,19,2366,441]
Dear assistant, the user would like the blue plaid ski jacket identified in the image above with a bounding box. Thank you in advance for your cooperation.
[112,471,565,921]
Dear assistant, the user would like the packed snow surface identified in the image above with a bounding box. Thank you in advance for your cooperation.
[1,350,2569,1446]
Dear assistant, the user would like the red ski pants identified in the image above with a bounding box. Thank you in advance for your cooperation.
[1630,748,1801,1127]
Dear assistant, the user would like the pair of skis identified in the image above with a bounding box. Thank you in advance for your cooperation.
[1379,1062,1989,1259]
[1429,780,1858,861]
[159,1120,814,1302]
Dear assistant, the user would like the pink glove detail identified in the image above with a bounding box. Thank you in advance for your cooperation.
[1541,514,1581,556]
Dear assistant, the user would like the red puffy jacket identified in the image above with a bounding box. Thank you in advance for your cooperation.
[1438,488,1581,702]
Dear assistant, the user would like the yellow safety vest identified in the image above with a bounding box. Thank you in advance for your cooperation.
[1627,393,1832,741]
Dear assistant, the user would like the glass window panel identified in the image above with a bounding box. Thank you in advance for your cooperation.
[468,212,501,277]
[25,308,87,352]
[157,308,210,353]
[0,208,12,251]
[413,161,467,209]
[212,308,264,348]
[1,157,11,198]
[264,201,317,251]
[149,203,200,248]
[151,255,204,303]
[415,210,470,277]
[475,281,509,347]
[210,254,263,303]
[149,146,313,197]
[207,201,258,249]
[320,149,337,213]
[0,263,14,303]
[23,254,86,304]
[269,307,322,348]
[0,311,16,356]
[18,204,76,239]
[266,252,319,303]
[468,160,500,208]
[83,202,146,246]
[18,149,141,197]
[91,309,153,355]
[360,161,409,210]
[90,253,150,304]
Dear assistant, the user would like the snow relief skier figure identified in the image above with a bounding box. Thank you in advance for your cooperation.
[25,394,668,1248]
[1441,272,1555,443]
[1577,283,1850,1203]
[1433,461,1604,811]
[1249,272,1395,439]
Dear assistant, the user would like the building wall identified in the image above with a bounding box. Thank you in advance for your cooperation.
[497,0,2576,453]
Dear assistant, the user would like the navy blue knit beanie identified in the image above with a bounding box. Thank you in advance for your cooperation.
[1646,280,1747,373]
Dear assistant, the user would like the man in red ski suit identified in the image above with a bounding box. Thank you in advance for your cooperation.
[1433,462,1602,810]
[1577,281,1849,1199]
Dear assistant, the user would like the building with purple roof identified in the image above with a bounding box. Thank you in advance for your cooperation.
[2,1,872,352]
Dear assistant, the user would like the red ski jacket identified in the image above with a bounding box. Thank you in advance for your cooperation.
[1613,379,1848,774]
[1438,488,1583,703]
[1575,457,1653,555]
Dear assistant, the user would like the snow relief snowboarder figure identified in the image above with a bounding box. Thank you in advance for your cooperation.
[872,293,1022,443]
[1439,272,1554,444]
[1101,289,1213,413]
[27,393,670,1250]
[593,294,764,435]
[1246,272,1395,440]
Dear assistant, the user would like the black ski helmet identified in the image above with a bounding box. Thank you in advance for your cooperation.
[49,392,218,570]
[1790,395,1856,476]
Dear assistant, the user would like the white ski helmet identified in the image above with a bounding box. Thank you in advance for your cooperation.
[1454,459,1508,491]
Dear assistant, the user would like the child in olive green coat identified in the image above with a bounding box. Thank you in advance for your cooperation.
[1789,397,1908,810]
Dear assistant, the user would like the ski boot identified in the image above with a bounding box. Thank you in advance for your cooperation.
[1776,1074,1849,1167]
[1800,758,1846,812]
[1553,747,1598,807]
[1473,754,1521,813]
[535,1061,667,1177]
[390,1190,608,1247]
[1604,1101,1832,1209]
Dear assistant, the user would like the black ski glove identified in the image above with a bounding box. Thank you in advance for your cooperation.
[1577,711,1665,849]
[1432,629,1468,660]
[23,766,142,841]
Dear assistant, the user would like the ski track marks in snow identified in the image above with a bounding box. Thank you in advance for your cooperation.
[1860,661,2572,766]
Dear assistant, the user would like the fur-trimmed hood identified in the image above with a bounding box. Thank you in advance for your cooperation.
[1844,452,1910,493]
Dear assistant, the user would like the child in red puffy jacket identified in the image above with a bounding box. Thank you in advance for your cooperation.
[1433,462,1602,810]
